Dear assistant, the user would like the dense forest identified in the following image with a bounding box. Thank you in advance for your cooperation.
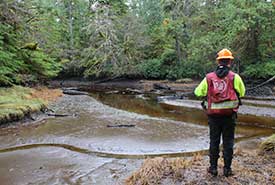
[0,0,274,86]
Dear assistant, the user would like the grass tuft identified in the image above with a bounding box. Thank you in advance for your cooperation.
[260,134,275,153]
[125,157,191,185]
[0,85,62,124]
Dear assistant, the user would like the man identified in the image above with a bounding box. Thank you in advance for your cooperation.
[194,49,245,177]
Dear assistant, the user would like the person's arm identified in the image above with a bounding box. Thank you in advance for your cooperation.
[194,78,208,97]
[234,74,246,97]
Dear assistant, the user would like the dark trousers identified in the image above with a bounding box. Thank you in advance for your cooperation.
[208,113,236,169]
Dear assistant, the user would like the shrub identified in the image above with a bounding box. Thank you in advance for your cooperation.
[0,23,61,86]
[0,24,24,86]
[243,61,275,78]
[138,59,167,79]
[166,62,203,80]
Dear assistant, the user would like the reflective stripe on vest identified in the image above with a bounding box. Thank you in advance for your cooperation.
[204,100,239,110]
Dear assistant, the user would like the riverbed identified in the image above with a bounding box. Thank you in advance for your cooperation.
[0,90,274,185]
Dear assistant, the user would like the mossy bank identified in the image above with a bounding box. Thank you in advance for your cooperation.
[0,86,62,124]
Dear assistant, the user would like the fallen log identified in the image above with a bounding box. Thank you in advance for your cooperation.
[93,76,121,84]
[47,113,71,117]
[246,86,273,96]
[107,124,136,128]
[63,90,89,95]
[247,75,275,91]
[153,83,171,90]
[105,90,120,94]
[62,87,80,91]
[126,88,143,94]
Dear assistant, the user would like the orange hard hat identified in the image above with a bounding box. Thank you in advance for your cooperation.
[216,49,234,60]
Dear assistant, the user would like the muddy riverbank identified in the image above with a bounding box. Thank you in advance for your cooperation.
[50,79,198,95]
[0,81,275,184]
[0,94,211,185]
[51,78,275,95]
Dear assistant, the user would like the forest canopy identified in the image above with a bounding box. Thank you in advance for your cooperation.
[0,0,274,86]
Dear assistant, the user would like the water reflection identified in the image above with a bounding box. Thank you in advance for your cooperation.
[91,92,275,140]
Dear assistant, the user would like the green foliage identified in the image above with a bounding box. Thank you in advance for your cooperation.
[166,62,203,80]
[187,0,274,78]
[160,48,177,65]
[60,60,85,78]
[139,59,166,79]
[1,0,274,82]
[81,2,149,78]
[0,23,61,85]
[21,50,61,80]
[0,86,45,123]
[130,0,164,33]
[0,24,24,85]
[0,0,64,86]
[243,60,275,78]
[139,58,202,80]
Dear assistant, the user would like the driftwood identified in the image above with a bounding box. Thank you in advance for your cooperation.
[246,86,273,96]
[105,90,120,94]
[47,113,71,117]
[93,76,121,84]
[175,91,195,99]
[63,90,89,95]
[157,95,178,102]
[247,75,275,91]
[62,87,80,91]
[126,88,143,94]
[153,83,171,90]
[107,124,136,128]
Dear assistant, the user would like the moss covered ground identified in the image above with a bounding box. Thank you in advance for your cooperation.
[260,134,275,153]
[0,86,62,124]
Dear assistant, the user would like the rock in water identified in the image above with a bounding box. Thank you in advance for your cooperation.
[153,83,171,90]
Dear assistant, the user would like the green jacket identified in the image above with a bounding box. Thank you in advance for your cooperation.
[194,73,246,98]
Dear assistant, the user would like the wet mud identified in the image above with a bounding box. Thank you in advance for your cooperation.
[0,91,274,184]
[0,95,211,155]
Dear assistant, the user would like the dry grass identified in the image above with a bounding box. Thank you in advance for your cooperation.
[30,86,63,103]
[125,157,192,185]
[0,86,62,123]
[125,150,275,185]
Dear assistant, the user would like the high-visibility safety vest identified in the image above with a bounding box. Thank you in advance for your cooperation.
[206,71,239,116]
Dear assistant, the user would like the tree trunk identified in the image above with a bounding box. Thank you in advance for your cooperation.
[172,10,182,64]
[175,34,182,64]
[68,0,74,52]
